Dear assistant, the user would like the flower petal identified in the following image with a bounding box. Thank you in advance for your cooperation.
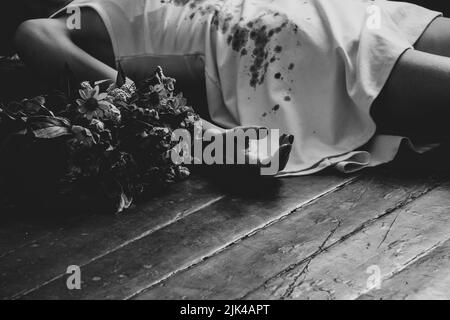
[85,112,94,120]
[98,101,111,110]
[97,93,108,101]
[79,89,89,100]
[92,86,100,98]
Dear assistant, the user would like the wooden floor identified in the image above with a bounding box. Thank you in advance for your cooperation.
[2,152,450,300]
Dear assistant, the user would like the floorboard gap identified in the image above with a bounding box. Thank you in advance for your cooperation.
[237,182,439,300]
[125,176,361,300]
[11,195,225,300]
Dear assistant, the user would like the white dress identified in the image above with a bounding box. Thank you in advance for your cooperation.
[53,0,441,175]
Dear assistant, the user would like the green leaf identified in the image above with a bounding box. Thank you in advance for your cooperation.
[116,191,133,214]
[27,116,71,130]
[33,126,72,139]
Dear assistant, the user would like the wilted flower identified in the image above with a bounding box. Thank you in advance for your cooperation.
[67,125,97,151]
[3,101,24,116]
[178,166,190,179]
[46,90,70,114]
[122,78,137,95]
[105,77,137,105]
[89,119,105,132]
[0,66,198,215]
[76,85,121,123]
[143,108,159,120]
[107,88,131,104]
[163,77,176,92]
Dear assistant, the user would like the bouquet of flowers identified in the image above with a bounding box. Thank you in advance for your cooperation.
[0,66,199,214]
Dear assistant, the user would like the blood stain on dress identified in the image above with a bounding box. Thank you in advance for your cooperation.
[228,26,251,52]
[247,22,288,87]
[170,0,295,88]
[262,104,282,119]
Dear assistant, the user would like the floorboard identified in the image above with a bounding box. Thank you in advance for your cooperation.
[0,177,224,299]
[19,174,350,299]
[132,171,440,300]
[2,164,450,300]
[246,184,450,300]
[358,231,450,299]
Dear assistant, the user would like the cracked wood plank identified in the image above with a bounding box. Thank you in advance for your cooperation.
[131,170,441,300]
[358,225,450,299]
[19,174,350,299]
[0,176,224,299]
[244,184,450,300]
[280,220,342,299]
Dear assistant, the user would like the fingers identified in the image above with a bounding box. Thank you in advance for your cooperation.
[278,143,293,171]
[280,134,294,146]
[249,133,294,174]
[276,135,294,171]
[287,135,295,145]
[259,142,293,175]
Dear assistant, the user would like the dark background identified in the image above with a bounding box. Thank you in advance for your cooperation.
[1,0,449,56]
[0,0,71,55]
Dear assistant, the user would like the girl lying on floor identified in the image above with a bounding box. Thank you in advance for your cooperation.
[12,0,450,176]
